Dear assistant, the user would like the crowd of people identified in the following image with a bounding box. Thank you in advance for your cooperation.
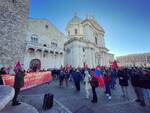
[51,66,150,106]
[0,64,150,108]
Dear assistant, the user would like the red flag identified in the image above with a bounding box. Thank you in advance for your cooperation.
[94,66,105,88]
[14,61,22,73]
[111,60,118,69]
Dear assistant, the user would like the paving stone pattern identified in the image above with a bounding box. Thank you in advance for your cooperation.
[20,80,150,113]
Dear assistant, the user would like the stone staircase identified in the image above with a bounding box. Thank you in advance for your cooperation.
[0,85,39,113]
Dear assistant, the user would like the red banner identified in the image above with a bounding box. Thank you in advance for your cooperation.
[1,71,52,90]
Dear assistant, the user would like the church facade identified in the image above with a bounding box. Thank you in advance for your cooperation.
[64,14,114,68]
[24,18,65,70]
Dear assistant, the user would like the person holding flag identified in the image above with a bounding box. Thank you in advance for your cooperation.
[90,66,105,103]
[90,70,99,103]
[94,66,105,88]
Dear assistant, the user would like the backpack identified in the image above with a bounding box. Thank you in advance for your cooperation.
[42,93,53,110]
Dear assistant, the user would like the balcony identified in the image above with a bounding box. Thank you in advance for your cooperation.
[25,41,64,55]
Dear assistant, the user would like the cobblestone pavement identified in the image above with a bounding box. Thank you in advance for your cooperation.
[20,80,150,113]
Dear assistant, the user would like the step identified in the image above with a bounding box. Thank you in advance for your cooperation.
[0,85,15,111]
[0,102,39,113]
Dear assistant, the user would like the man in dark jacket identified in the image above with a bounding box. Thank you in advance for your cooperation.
[59,69,65,87]
[131,68,146,106]
[72,68,81,91]
[90,75,98,103]
[0,67,7,85]
[12,67,25,106]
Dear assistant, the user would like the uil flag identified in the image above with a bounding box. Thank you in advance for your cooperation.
[111,60,118,69]
[94,66,105,88]
[14,61,22,73]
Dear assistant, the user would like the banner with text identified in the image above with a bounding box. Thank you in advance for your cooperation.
[2,71,52,90]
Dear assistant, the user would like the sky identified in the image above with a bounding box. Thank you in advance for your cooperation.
[30,0,150,57]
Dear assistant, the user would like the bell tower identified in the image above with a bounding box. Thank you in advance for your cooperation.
[0,0,30,69]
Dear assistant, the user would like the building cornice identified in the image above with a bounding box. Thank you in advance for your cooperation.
[64,37,109,51]
[81,19,105,34]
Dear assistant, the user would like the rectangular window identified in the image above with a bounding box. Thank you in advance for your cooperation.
[75,29,77,35]
[31,34,38,43]
[95,37,98,45]
[51,42,57,48]
[83,48,85,52]
[68,31,70,36]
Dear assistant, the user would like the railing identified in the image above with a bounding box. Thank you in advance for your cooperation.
[26,41,64,53]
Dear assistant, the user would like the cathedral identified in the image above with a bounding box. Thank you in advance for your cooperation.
[64,14,114,68]
[0,0,114,71]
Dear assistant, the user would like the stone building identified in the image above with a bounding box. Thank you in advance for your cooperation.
[0,0,29,68]
[117,53,150,67]
[24,18,65,70]
[64,14,114,68]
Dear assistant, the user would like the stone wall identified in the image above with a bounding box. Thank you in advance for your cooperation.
[0,0,29,68]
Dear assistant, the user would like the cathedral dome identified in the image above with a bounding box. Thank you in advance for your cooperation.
[66,14,82,29]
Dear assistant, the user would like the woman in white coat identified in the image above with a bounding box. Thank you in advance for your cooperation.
[84,70,92,99]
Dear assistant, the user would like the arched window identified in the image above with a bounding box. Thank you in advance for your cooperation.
[27,48,35,53]
[75,29,78,35]
[43,44,47,47]
[45,24,48,29]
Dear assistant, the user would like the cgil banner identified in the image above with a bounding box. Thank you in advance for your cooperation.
[1,71,52,90]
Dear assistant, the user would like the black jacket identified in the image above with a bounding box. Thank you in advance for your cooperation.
[0,70,6,85]
[14,71,25,88]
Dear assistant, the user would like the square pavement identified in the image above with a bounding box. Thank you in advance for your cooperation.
[20,80,150,113]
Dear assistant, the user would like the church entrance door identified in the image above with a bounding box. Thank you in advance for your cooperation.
[29,59,41,72]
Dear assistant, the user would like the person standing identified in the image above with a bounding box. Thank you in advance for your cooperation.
[118,68,129,98]
[110,68,117,89]
[12,67,25,106]
[0,67,7,85]
[84,70,91,99]
[72,68,81,91]
[59,69,65,88]
[90,74,98,103]
[64,67,69,87]
[131,68,146,106]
